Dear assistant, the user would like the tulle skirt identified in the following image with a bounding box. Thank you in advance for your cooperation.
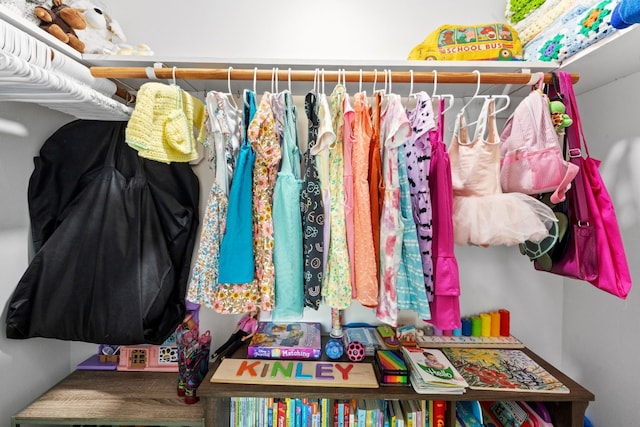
[453,192,557,247]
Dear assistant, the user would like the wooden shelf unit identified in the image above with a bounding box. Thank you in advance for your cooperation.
[10,370,205,427]
[199,344,594,427]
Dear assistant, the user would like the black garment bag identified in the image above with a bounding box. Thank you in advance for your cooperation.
[6,121,199,344]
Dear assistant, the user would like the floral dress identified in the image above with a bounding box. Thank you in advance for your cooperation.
[186,92,238,307]
[248,92,282,312]
[322,85,352,310]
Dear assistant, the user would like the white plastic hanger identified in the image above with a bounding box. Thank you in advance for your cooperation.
[225,66,238,109]
[460,70,482,114]
[460,70,510,128]
[404,69,415,109]
[252,67,258,93]
[431,69,455,114]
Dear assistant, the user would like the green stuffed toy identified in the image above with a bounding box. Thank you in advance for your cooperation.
[549,100,573,132]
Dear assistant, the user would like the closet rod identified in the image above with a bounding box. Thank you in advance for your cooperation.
[91,67,580,85]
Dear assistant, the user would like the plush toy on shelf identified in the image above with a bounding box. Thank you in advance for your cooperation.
[34,0,87,52]
[66,0,127,54]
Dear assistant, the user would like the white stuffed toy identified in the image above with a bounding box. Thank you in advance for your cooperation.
[65,0,126,54]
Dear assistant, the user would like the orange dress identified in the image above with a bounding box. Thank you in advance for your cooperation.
[368,91,384,277]
[352,92,378,307]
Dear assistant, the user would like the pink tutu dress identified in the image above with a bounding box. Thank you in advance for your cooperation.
[449,98,556,247]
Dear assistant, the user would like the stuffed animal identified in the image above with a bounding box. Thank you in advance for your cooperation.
[549,100,573,132]
[66,0,126,54]
[34,0,87,52]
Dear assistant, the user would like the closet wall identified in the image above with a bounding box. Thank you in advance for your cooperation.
[560,71,640,427]
[0,1,635,426]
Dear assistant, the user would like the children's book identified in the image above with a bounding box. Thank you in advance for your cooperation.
[442,348,570,394]
[402,346,469,392]
[456,401,483,427]
[247,322,322,360]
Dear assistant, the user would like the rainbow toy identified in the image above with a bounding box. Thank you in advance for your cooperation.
[374,349,409,385]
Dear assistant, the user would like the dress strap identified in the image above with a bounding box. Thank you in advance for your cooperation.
[242,89,257,147]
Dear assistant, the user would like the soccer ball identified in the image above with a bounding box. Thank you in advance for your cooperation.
[324,339,344,360]
[346,341,366,362]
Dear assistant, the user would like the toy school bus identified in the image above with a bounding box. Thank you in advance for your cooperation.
[408,23,523,61]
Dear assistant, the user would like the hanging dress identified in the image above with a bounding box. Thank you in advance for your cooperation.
[272,91,304,319]
[248,92,282,312]
[322,84,352,310]
[369,91,384,277]
[186,91,239,307]
[217,90,256,286]
[301,92,325,310]
[404,91,436,300]
[342,94,357,298]
[213,90,259,314]
[396,142,432,322]
[376,93,411,325]
[428,98,461,330]
[449,98,556,247]
[352,92,378,307]
[313,93,335,279]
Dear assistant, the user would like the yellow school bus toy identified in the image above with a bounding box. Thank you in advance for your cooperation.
[408,22,523,61]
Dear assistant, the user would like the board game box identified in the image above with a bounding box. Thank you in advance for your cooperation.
[247,322,322,360]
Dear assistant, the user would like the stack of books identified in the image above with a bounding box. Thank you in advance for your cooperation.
[401,346,468,394]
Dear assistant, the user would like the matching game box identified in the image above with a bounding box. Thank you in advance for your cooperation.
[247,322,323,360]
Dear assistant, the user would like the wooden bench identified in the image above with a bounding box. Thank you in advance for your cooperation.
[11,370,205,427]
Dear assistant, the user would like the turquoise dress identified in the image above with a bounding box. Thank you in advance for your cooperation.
[396,144,432,321]
[217,90,257,284]
[272,91,304,319]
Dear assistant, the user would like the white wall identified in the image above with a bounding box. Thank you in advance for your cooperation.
[562,72,640,427]
[0,102,74,422]
[106,0,507,60]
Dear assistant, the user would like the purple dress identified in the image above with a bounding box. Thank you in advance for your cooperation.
[404,92,436,301]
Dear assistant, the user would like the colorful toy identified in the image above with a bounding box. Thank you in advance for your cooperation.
[408,22,523,61]
[549,100,573,132]
[324,339,344,360]
[211,308,259,362]
[346,341,366,362]
[376,325,400,349]
[34,0,87,52]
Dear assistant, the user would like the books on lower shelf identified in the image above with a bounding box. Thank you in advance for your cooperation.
[247,322,322,360]
[442,348,570,394]
[229,397,446,427]
[402,346,468,394]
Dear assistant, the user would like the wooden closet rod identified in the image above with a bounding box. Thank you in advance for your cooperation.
[91,67,579,85]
